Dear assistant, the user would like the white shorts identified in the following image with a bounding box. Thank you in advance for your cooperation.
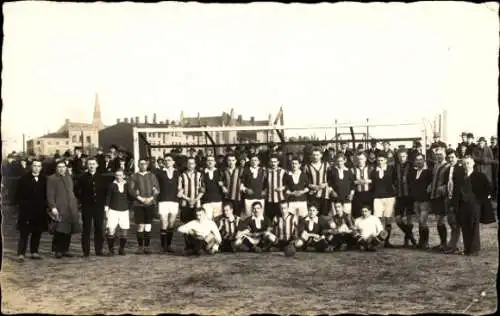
[373,197,396,218]
[202,202,223,220]
[158,201,179,218]
[288,201,308,218]
[106,210,130,231]
[244,199,265,219]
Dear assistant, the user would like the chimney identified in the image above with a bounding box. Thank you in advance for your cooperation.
[230,108,235,120]
[65,118,70,124]
[159,120,164,124]
[116,118,121,124]
[144,115,148,124]
[135,116,139,124]
[237,115,243,124]
[268,113,272,124]
[250,116,255,124]
[153,113,157,124]
[124,117,129,123]
[130,117,134,125]
[180,111,185,122]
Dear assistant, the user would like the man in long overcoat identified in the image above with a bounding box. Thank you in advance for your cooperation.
[15,159,48,261]
[457,156,495,256]
[47,161,81,258]
[472,137,494,185]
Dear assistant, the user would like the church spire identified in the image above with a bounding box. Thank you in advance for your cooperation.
[92,92,104,129]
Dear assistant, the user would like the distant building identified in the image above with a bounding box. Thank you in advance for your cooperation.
[99,109,284,158]
[27,94,105,156]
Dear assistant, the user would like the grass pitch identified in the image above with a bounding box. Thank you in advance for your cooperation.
[1,205,497,315]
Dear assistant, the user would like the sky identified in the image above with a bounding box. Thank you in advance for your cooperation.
[2,1,499,152]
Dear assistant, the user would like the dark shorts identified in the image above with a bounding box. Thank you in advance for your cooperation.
[430,198,446,216]
[307,196,331,217]
[265,202,281,221]
[180,206,196,223]
[395,196,414,216]
[352,191,373,218]
[134,205,156,225]
[223,199,244,217]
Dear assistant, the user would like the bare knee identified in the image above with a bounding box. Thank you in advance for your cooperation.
[137,224,145,232]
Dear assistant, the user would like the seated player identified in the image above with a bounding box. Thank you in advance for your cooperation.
[215,202,241,252]
[104,169,130,256]
[177,207,222,256]
[269,200,299,251]
[353,206,387,252]
[295,203,330,252]
[328,202,356,250]
[234,201,276,253]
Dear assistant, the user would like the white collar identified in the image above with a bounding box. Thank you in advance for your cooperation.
[306,216,319,224]
[113,180,127,185]
[251,215,264,221]
[205,168,217,173]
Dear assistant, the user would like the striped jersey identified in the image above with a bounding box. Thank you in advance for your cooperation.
[351,165,373,193]
[178,170,203,208]
[273,212,299,241]
[395,162,411,197]
[222,167,243,201]
[304,162,330,199]
[266,167,286,202]
[430,161,448,200]
[217,215,241,240]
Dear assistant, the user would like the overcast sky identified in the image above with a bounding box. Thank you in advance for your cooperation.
[2,1,499,152]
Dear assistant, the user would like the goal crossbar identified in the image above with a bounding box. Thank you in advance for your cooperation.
[133,121,420,134]
[132,120,423,172]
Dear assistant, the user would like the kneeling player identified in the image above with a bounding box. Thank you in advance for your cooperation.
[295,203,330,252]
[104,169,130,256]
[353,206,387,252]
[215,202,241,252]
[177,207,222,256]
[234,201,275,253]
[328,202,356,250]
[269,201,299,251]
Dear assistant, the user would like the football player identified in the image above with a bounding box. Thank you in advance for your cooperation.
[177,207,222,256]
[295,203,330,252]
[353,206,387,252]
[234,201,275,253]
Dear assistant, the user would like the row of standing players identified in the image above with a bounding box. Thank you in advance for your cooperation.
[14,146,495,261]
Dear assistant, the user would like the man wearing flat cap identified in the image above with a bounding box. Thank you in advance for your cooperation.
[472,137,494,186]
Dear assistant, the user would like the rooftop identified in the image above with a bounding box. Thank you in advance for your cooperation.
[39,131,70,139]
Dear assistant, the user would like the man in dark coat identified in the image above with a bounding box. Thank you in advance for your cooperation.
[472,137,495,185]
[456,156,495,256]
[75,157,109,257]
[490,136,498,201]
[15,160,48,261]
[47,161,81,259]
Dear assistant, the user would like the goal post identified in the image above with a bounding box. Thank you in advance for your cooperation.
[131,119,427,172]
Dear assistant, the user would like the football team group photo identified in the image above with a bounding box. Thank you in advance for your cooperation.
[1,2,498,315]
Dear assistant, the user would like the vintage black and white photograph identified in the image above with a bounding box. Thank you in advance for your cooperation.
[1,1,498,314]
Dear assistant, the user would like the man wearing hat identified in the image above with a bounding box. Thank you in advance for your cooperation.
[430,133,447,152]
[464,133,477,156]
[472,137,494,185]
[456,132,468,152]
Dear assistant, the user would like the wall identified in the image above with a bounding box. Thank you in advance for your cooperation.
[28,137,72,156]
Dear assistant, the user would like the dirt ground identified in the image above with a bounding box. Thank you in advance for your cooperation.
[1,204,498,315]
